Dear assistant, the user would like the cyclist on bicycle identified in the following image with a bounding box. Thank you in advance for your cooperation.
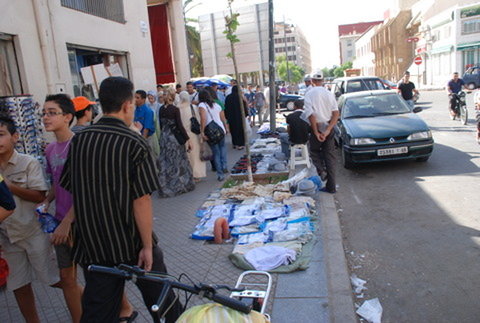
[447,72,466,118]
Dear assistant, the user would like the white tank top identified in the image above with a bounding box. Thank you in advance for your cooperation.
[198,102,225,132]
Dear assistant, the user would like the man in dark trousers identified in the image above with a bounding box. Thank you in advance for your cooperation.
[397,71,419,109]
[60,76,182,323]
[303,72,339,193]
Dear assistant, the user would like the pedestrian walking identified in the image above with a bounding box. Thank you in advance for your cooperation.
[71,96,95,133]
[157,87,195,197]
[0,114,59,323]
[225,85,248,150]
[59,77,183,323]
[134,90,155,139]
[303,72,339,193]
[253,85,266,125]
[41,94,84,323]
[178,90,206,181]
[199,90,229,181]
[146,91,161,158]
[397,71,419,109]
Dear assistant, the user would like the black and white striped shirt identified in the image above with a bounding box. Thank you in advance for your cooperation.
[60,117,159,265]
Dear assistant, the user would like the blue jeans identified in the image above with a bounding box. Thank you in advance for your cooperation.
[405,99,414,110]
[209,138,227,176]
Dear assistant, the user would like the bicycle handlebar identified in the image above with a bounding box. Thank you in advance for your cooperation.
[87,264,252,314]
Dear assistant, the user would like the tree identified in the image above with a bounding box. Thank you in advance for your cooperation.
[276,55,304,84]
[224,0,253,182]
[333,61,353,78]
[183,0,204,77]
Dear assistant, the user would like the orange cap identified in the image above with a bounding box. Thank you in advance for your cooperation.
[72,96,96,112]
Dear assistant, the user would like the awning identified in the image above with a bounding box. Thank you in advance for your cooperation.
[430,45,453,54]
[457,41,480,51]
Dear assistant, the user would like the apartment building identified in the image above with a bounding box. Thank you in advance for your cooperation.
[273,22,312,74]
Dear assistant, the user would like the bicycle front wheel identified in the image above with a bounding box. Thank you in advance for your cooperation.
[461,105,468,125]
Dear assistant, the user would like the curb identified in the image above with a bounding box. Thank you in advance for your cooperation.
[320,192,357,323]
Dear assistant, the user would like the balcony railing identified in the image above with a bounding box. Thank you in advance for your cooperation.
[61,0,125,23]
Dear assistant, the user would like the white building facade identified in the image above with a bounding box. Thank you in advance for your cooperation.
[0,0,162,100]
[352,26,379,76]
[412,0,480,87]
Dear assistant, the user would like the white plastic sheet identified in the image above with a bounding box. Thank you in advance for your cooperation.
[356,298,383,323]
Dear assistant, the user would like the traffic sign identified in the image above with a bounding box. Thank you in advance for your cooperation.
[414,56,422,65]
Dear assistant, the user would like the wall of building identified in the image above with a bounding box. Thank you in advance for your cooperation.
[0,0,157,101]
[273,23,312,75]
[373,10,413,81]
[353,26,378,76]
[199,2,268,77]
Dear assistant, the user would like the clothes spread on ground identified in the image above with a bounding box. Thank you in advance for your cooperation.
[245,246,296,271]
[286,110,310,144]
[157,104,194,198]
[397,80,415,100]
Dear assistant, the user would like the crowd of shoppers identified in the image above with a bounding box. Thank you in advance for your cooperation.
[0,75,271,322]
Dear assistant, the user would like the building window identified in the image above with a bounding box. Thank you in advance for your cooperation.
[462,18,480,34]
[288,55,296,61]
[347,50,353,58]
[61,0,125,23]
[67,45,129,99]
[0,34,23,96]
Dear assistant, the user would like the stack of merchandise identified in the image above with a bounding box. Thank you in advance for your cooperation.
[0,95,45,165]
[191,179,318,272]
[230,138,288,178]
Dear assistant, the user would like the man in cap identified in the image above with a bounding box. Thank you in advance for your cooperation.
[304,74,314,95]
[303,71,339,193]
[71,96,96,133]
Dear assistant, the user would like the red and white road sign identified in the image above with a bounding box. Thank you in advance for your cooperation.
[414,56,422,65]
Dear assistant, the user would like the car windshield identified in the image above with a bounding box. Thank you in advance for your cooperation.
[343,94,411,119]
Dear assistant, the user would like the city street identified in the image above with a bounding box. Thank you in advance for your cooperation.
[336,90,480,322]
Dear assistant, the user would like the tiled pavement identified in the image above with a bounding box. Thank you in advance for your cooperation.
[0,132,346,322]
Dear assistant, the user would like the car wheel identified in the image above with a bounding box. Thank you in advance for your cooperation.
[341,146,354,169]
[416,156,429,162]
[468,83,476,90]
[286,101,295,111]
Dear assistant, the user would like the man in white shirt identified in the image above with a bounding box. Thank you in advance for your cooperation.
[186,81,199,105]
[303,72,339,193]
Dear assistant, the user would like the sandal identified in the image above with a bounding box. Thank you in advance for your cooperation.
[119,310,138,322]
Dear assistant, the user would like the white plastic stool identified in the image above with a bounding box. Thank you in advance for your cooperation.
[289,144,311,170]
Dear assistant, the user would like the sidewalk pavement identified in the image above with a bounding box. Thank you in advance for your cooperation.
[0,133,356,323]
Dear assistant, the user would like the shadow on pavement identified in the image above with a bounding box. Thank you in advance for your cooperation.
[335,141,480,322]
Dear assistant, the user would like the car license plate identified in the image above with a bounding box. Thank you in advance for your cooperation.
[377,146,408,156]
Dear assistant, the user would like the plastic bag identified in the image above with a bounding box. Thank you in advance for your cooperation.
[245,118,252,138]
[200,141,213,161]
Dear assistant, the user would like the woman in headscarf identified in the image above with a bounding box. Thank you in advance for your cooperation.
[157,87,195,197]
[178,90,206,181]
[147,91,161,157]
[225,85,248,150]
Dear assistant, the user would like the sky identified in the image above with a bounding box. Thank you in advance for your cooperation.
[185,0,393,70]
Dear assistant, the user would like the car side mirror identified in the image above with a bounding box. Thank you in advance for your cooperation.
[335,92,342,98]
[412,106,422,113]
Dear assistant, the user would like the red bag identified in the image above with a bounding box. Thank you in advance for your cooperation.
[0,255,9,287]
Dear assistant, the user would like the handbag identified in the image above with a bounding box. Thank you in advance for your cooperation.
[189,104,201,135]
[200,141,213,161]
[170,122,188,145]
[203,105,225,145]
